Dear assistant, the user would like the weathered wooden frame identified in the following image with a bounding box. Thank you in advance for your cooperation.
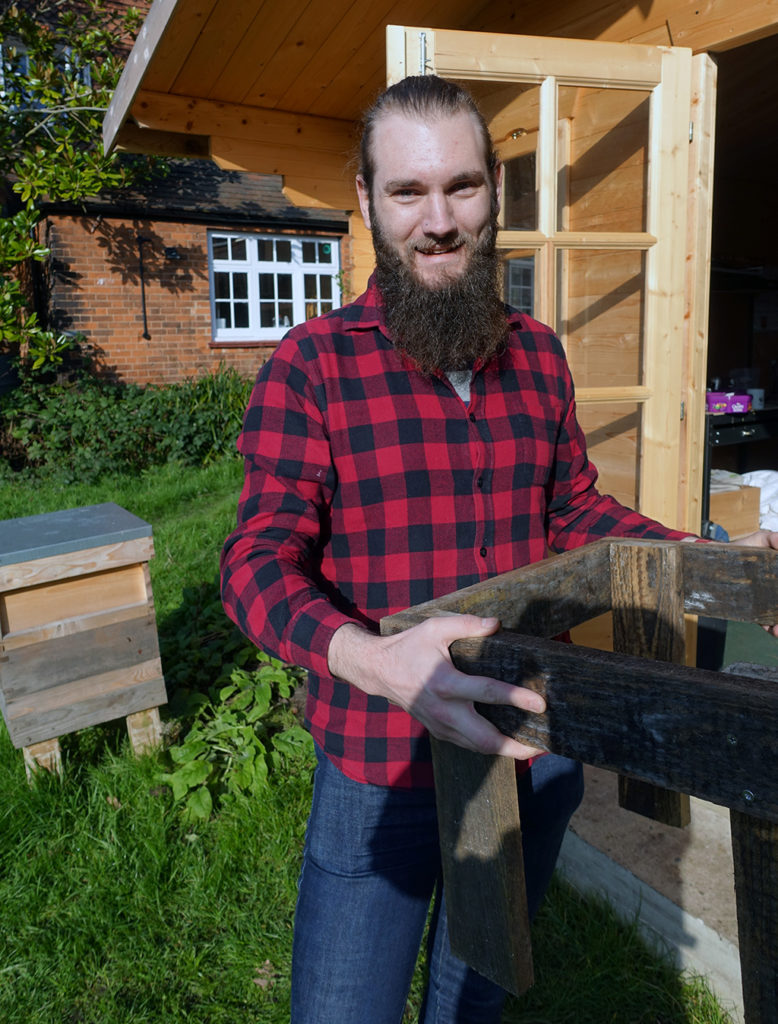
[381,538,778,1023]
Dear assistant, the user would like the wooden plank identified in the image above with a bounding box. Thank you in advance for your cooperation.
[610,542,690,827]
[0,538,153,592]
[103,0,190,153]
[681,542,778,624]
[5,659,166,749]
[0,600,149,653]
[444,629,778,822]
[431,738,533,997]
[425,25,665,88]
[0,614,160,699]
[381,538,612,637]
[1,564,148,635]
[638,45,693,529]
[131,91,355,152]
[23,737,62,780]
[680,54,717,534]
[730,808,778,1023]
[126,707,163,755]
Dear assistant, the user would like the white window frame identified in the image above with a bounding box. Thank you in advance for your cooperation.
[208,230,341,343]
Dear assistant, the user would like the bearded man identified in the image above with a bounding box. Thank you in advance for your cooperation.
[221,75,701,1023]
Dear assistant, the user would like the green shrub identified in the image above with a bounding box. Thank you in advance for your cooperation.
[0,364,252,481]
[158,581,309,821]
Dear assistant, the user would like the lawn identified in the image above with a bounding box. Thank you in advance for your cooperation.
[0,458,736,1023]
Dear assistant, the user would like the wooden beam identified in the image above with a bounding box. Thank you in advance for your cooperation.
[131,91,355,153]
[681,542,778,625]
[103,0,186,154]
[382,538,613,637]
[730,808,778,1022]
[447,629,778,822]
[431,739,533,997]
[610,542,691,827]
[111,123,210,160]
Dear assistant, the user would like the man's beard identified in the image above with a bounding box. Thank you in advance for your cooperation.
[372,213,508,375]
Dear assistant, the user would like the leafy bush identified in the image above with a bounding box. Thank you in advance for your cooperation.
[0,364,252,481]
[158,581,310,821]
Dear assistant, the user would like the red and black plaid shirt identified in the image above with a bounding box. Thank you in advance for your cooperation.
[221,275,691,787]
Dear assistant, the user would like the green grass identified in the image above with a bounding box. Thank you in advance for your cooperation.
[0,458,737,1023]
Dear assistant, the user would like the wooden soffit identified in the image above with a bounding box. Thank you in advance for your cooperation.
[103,0,778,211]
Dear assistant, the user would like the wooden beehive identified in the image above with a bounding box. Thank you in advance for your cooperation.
[0,503,167,772]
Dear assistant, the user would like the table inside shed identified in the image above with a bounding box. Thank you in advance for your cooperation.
[0,503,167,776]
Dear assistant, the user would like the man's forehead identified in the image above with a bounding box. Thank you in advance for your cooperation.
[369,109,489,171]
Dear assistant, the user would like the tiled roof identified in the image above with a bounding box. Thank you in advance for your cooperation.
[43,159,350,231]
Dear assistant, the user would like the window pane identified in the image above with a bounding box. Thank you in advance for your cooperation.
[302,241,316,263]
[234,303,249,328]
[318,242,333,263]
[305,301,319,320]
[556,248,645,386]
[304,274,318,300]
[320,302,333,314]
[259,274,276,299]
[231,238,247,261]
[232,272,248,299]
[276,240,292,262]
[277,274,293,300]
[212,237,229,260]
[501,249,536,316]
[258,239,274,261]
[557,85,650,233]
[320,276,332,300]
[215,302,231,327]
[260,304,276,328]
[214,272,231,299]
[503,152,537,231]
[278,303,294,327]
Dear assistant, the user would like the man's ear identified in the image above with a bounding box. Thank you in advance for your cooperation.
[356,175,372,230]
[493,160,504,215]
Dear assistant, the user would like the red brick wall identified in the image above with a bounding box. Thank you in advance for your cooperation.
[46,213,351,385]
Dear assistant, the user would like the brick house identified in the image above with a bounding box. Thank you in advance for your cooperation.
[42,159,349,385]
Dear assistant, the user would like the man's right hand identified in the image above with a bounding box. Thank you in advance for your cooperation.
[327,616,546,760]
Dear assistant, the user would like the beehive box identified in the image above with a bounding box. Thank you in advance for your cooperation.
[0,503,167,765]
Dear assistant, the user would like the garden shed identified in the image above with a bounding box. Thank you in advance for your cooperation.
[102,0,778,542]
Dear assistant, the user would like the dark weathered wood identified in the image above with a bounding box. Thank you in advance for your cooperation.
[0,614,160,698]
[381,538,612,637]
[5,662,166,748]
[611,543,691,827]
[446,630,778,822]
[431,738,533,997]
[681,541,778,625]
[730,808,778,1023]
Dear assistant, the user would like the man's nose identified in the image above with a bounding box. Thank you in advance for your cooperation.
[421,193,457,237]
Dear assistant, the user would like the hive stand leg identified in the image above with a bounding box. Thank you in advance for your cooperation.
[126,707,162,755]
[730,808,778,1023]
[431,738,534,997]
[23,737,62,781]
[611,543,691,827]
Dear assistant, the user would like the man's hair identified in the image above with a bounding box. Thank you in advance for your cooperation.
[358,75,499,197]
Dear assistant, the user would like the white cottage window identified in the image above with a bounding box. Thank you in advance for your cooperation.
[208,231,341,343]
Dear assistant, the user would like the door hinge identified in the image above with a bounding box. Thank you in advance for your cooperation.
[689,121,694,143]
[680,401,686,421]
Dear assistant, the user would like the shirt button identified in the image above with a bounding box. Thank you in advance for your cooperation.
[476,476,484,489]
[469,413,476,423]
[479,546,487,558]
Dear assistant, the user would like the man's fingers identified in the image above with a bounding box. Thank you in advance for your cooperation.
[443,672,547,715]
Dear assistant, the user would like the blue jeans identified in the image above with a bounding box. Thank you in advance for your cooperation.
[291,745,583,1023]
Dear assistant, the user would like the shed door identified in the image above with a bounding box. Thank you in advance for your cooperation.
[387,27,715,533]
